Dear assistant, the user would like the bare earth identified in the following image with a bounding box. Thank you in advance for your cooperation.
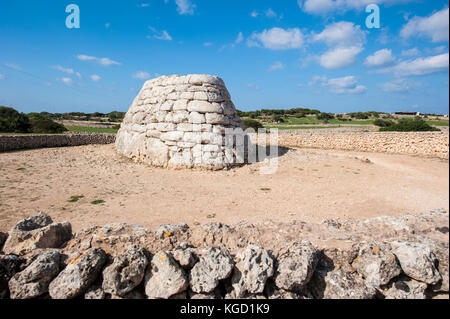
[0,144,448,233]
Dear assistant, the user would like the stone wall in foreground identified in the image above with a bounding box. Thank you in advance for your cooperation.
[272,131,449,159]
[1,210,448,299]
[0,133,116,153]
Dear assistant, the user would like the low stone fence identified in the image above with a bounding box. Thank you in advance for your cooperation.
[0,133,116,153]
[1,210,448,299]
[273,131,449,159]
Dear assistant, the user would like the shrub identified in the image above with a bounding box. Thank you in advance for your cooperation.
[316,112,335,121]
[242,118,264,131]
[272,115,285,123]
[349,112,369,119]
[380,117,439,132]
[30,116,68,134]
[374,118,395,127]
[0,106,31,133]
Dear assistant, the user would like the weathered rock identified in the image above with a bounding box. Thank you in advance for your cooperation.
[392,241,441,285]
[84,285,105,299]
[65,223,152,259]
[0,255,26,298]
[111,289,146,299]
[102,245,149,296]
[352,242,401,288]
[145,251,188,299]
[310,268,377,299]
[3,213,72,256]
[430,242,449,292]
[156,223,189,239]
[274,241,319,292]
[173,243,198,269]
[264,280,302,299]
[231,244,274,297]
[49,248,106,299]
[190,247,234,293]
[115,74,244,170]
[8,250,61,299]
[383,276,428,299]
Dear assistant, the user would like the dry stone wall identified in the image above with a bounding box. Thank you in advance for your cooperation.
[273,131,449,159]
[116,74,245,170]
[0,133,116,153]
[1,210,448,299]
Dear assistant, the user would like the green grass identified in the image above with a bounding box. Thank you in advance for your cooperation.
[91,200,105,205]
[265,116,375,126]
[68,195,84,203]
[425,120,449,127]
[265,126,341,130]
[66,126,119,134]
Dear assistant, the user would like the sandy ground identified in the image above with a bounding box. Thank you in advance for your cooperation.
[0,144,448,233]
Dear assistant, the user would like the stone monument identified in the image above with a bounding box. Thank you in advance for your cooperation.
[116,74,245,170]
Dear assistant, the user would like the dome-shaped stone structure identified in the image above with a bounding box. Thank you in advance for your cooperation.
[116,74,245,170]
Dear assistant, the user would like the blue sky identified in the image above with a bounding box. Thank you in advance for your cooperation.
[0,0,449,114]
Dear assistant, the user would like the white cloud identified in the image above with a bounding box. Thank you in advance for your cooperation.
[364,49,395,67]
[320,46,362,69]
[299,0,416,15]
[77,54,121,66]
[314,22,365,69]
[401,8,449,43]
[176,0,196,15]
[203,42,213,47]
[105,23,110,28]
[324,75,366,94]
[235,32,244,44]
[52,65,81,78]
[60,77,73,86]
[401,48,420,57]
[0,74,5,80]
[378,78,417,92]
[248,27,304,50]
[265,8,282,19]
[148,27,172,41]
[313,21,366,47]
[133,71,151,80]
[268,61,285,71]
[247,83,260,90]
[379,53,449,76]
[90,75,101,82]
[250,10,258,18]
[309,75,366,94]
[138,3,150,7]
[4,63,22,71]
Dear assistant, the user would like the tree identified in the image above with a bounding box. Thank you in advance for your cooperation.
[0,106,31,133]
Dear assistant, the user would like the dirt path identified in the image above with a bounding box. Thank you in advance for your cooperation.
[0,144,448,232]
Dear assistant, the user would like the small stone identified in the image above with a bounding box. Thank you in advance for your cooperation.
[352,241,401,288]
[274,241,319,292]
[0,255,26,298]
[231,244,274,297]
[190,247,234,293]
[392,241,441,285]
[3,213,72,256]
[145,251,188,299]
[49,248,106,299]
[102,245,149,297]
[8,250,61,299]
[173,246,198,269]
[383,276,428,299]
[84,285,105,299]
